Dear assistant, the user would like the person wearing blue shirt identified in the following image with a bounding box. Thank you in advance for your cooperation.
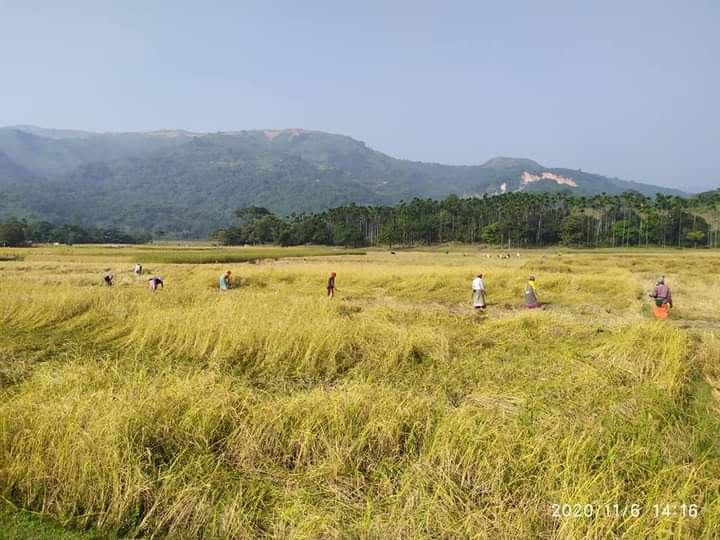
[219,270,232,291]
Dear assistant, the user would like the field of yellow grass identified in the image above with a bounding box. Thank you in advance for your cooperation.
[1,245,720,538]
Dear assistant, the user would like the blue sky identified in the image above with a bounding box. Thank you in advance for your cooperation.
[1,0,718,191]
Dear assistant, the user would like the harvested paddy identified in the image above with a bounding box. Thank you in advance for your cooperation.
[1,246,719,538]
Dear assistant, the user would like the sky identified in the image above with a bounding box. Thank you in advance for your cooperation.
[1,0,718,191]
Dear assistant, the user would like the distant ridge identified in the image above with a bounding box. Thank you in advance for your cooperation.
[482,157,543,170]
[0,125,686,236]
[4,125,97,140]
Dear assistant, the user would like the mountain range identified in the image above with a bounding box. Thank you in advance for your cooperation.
[0,125,686,237]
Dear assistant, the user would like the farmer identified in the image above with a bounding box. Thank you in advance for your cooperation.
[524,275,540,308]
[649,276,672,319]
[103,271,114,287]
[148,276,164,292]
[219,270,232,291]
[133,263,143,276]
[327,272,337,298]
[472,273,486,309]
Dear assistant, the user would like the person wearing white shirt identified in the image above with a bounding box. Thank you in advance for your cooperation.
[472,273,486,309]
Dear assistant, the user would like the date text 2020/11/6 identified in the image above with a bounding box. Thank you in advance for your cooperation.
[551,504,641,518]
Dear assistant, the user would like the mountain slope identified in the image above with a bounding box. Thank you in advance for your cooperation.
[0,149,33,181]
[0,126,686,236]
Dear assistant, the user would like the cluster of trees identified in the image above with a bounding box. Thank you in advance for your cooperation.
[0,218,150,247]
[212,192,720,249]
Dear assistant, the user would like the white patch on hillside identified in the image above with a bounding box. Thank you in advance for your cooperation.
[263,128,306,140]
[520,171,578,188]
[500,182,507,193]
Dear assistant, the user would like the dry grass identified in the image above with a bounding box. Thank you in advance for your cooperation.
[1,246,719,538]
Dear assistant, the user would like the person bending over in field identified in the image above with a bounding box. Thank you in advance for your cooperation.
[327,272,337,298]
[472,273,486,309]
[524,275,540,308]
[649,276,672,319]
[148,276,164,292]
[133,263,143,276]
[219,270,232,291]
[103,271,114,287]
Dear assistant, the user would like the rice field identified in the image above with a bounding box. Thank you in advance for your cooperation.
[1,245,719,539]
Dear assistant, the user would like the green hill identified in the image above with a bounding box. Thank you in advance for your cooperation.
[0,126,686,237]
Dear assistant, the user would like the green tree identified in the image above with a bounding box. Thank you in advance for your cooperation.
[686,230,705,247]
[560,213,584,246]
[0,218,26,246]
[481,223,500,245]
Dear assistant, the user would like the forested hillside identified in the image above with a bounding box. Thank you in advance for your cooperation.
[0,126,686,237]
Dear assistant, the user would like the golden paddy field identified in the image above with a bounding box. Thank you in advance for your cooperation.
[1,245,719,539]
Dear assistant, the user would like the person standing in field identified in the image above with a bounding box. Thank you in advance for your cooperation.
[148,276,163,292]
[219,270,232,291]
[103,271,114,286]
[524,275,540,308]
[327,272,337,298]
[472,273,486,309]
[649,276,672,319]
[133,263,143,277]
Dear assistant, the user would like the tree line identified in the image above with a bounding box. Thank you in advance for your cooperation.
[212,191,720,249]
[0,218,150,247]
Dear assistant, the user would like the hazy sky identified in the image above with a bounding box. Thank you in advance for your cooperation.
[2,1,718,191]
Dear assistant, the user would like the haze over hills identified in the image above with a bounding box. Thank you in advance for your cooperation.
[0,125,687,237]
